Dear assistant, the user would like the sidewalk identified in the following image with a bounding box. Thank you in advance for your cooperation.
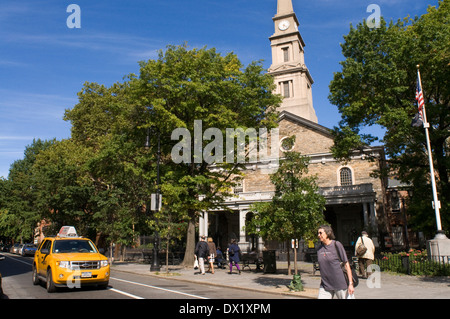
[111,261,450,299]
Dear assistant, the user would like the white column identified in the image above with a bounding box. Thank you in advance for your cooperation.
[199,211,208,238]
[239,210,247,250]
[369,202,378,228]
[363,202,369,229]
[258,236,264,254]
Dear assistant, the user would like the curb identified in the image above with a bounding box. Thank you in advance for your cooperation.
[111,265,319,299]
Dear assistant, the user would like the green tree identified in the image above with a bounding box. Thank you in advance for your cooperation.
[87,134,151,253]
[0,139,55,242]
[128,44,281,266]
[328,1,450,235]
[64,44,282,266]
[32,139,96,236]
[247,149,325,275]
[64,81,152,251]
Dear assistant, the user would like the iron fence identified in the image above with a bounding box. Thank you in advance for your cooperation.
[375,254,450,276]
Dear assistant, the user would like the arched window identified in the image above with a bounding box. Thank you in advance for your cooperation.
[339,167,353,186]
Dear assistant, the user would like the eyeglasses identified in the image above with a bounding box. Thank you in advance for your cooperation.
[318,231,324,235]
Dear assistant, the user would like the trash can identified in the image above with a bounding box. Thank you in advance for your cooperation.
[263,250,276,274]
[401,255,410,275]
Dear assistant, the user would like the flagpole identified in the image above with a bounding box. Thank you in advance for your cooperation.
[416,65,442,232]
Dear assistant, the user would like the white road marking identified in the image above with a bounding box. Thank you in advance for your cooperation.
[110,277,209,299]
[3,254,32,266]
[108,287,145,299]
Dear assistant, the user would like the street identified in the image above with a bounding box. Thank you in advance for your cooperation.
[0,253,298,300]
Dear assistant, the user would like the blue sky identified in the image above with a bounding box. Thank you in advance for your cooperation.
[0,0,437,178]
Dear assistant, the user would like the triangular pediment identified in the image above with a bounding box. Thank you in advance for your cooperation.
[278,111,334,155]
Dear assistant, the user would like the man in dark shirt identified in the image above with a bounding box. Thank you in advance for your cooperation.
[195,236,210,275]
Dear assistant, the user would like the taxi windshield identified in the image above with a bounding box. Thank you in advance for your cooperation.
[53,240,97,254]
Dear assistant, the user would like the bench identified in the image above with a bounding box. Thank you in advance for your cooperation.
[214,253,226,269]
[142,251,183,265]
[241,253,263,271]
[310,254,320,275]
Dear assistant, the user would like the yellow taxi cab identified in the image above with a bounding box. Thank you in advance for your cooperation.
[0,254,5,296]
[32,226,110,292]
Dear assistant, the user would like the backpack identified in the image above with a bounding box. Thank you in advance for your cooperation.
[356,237,368,257]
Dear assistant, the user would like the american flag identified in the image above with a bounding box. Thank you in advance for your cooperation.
[416,79,425,113]
[412,77,425,127]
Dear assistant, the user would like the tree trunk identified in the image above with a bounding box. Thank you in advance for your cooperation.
[181,215,196,267]
[165,239,169,274]
[287,240,291,276]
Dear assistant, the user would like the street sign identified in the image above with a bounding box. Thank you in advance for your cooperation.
[151,193,162,211]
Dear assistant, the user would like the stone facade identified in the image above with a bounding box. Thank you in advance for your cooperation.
[199,111,388,254]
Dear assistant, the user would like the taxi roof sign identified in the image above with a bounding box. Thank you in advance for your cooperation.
[58,226,78,238]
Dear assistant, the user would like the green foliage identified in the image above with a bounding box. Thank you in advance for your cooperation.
[127,44,281,264]
[377,249,450,276]
[0,139,55,242]
[329,1,450,235]
[288,274,304,292]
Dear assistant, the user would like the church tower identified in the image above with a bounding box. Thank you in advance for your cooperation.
[269,0,318,123]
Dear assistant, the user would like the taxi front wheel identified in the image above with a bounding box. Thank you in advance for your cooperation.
[46,269,57,293]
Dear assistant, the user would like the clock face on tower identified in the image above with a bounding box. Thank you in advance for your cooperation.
[278,20,290,31]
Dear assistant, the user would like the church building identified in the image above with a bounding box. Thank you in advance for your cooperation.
[199,0,388,258]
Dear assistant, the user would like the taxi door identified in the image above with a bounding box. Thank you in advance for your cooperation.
[36,240,52,277]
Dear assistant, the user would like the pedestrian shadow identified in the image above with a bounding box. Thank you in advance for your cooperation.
[253,276,293,288]
[417,276,450,286]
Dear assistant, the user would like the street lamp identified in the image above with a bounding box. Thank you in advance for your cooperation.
[145,126,161,272]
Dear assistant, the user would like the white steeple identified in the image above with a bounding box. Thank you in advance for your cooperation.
[269,0,318,123]
[277,0,294,15]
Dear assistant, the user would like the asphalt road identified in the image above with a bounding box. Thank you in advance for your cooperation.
[0,252,299,300]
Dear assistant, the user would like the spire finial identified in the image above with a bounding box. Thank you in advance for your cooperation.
[277,0,294,15]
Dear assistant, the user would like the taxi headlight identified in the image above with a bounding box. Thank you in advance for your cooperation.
[100,260,109,268]
[58,261,70,269]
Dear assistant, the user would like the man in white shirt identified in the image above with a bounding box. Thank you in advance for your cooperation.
[355,231,375,279]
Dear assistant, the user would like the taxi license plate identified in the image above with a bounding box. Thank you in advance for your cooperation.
[81,272,92,278]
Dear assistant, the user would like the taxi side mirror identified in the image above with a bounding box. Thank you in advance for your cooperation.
[99,248,105,254]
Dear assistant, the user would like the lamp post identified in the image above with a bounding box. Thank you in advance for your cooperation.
[145,126,161,272]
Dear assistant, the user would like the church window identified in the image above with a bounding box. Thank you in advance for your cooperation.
[280,136,295,152]
[233,181,243,194]
[339,167,353,186]
[282,47,289,62]
[390,190,400,211]
[282,81,290,98]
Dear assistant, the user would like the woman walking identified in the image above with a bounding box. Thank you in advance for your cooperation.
[207,237,217,274]
[316,225,355,299]
[227,239,241,275]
